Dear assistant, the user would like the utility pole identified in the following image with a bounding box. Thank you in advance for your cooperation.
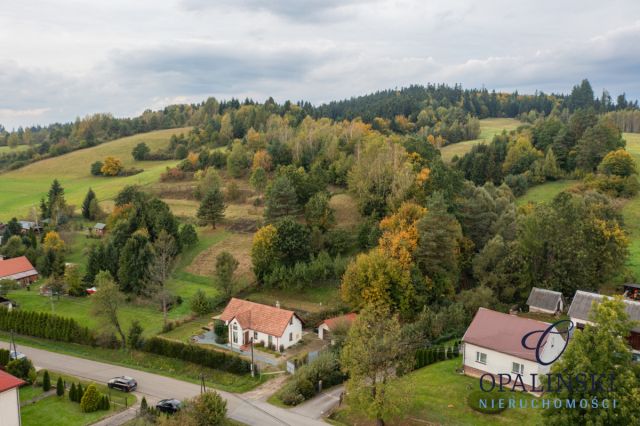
[250,337,255,377]
[10,329,17,355]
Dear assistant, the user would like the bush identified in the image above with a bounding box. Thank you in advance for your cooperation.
[276,352,344,406]
[56,377,64,396]
[90,161,103,176]
[43,370,51,391]
[142,337,250,374]
[467,390,507,414]
[0,308,95,345]
[69,383,77,402]
[80,384,102,413]
[190,289,213,315]
[6,358,34,382]
[0,349,10,368]
[179,224,198,247]
[504,174,529,197]
[214,321,228,344]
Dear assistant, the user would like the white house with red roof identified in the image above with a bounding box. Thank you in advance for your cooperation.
[0,256,39,286]
[462,308,565,390]
[0,369,25,426]
[218,298,303,351]
[318,313,357,341]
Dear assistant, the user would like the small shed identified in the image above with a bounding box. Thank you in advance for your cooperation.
[93,223,107,236]
[526,287,564,315]
[318,313,358,341]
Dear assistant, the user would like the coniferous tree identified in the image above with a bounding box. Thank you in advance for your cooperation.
[118,234,154,294]
[42,370,51,391]
[197,187,226,229]
[264,175,299,222]
[69,382,77,402]
[82,188,96,220]
[56,377,64,396]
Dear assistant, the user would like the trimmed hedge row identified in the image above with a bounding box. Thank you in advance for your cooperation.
[0,308,94,345]
[142,337,250,375]
[414,340,461,370]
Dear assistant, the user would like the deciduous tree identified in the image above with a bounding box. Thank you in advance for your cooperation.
[92,271,126,349]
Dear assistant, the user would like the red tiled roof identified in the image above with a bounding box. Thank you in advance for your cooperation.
[320,313,357,329]
[462,308,553,362]
[0,256,37,279]
[0,370,25,393]
[219,298,300,337]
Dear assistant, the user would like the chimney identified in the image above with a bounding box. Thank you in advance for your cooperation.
[276,301,280,309]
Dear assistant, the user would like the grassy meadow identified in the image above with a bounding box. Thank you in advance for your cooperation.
[440,118,521,162]
[0,144,30,153]
[622,132,640,279]
[0,128,190,221]
[332,359,542,426]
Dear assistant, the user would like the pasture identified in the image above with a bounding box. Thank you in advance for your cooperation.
[440,118,521,162]
[0,128,190,221]
[622,132,640,279]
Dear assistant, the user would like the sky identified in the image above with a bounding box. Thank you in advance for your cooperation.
[1,0,640,129]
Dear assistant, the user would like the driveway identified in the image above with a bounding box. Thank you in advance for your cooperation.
[291,385,345,419]
[0,341,327,426]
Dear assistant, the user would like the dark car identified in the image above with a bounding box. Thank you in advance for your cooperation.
[156,399,181,414]
[107,376,137,392]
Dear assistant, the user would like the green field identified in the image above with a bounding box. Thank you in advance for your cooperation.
[622,133,640,279]
[440,118,521,162]
[516,180,577,206]
[0,144,30,153]
[0,128,190,221]
[332,359,541,426]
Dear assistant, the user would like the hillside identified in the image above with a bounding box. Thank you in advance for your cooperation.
[0,127,190,221]
[439,118,521,162]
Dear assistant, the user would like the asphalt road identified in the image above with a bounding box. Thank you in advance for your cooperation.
[1,341,328,426]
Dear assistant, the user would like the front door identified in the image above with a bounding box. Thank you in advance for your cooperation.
[244,331,249,345]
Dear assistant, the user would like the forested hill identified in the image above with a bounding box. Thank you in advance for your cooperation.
[312,81,638,123]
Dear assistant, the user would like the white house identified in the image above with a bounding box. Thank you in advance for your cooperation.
[462,308,565,391]
[526,287,564,315]
[0,369,25,426]
[318,313,357,341]
[219,298,304,351]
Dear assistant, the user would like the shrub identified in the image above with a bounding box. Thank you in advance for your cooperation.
[100,395,110,410]
[142,337,250,374]
[179,224,198,247]
[467,390,507,414]
[0,308,95,345]
[80,384,102,413]
[6,358,34,382]
[504,174,529,197]
[127,320,144,350]
[43,370,51,391]
[56,377,64,396]
[69,383,77,402]
[214,321,228,344]
[140,396,148,412]
[77,383,84,402]
[190,289,213,315]
[90,161,103,176]
[0,349,10,368]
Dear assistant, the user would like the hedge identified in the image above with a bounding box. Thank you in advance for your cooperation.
[142,337,250,375]
[0,308,94,345]
[414,340,461,370]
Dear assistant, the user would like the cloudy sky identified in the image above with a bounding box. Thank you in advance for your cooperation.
[1,0,640,129]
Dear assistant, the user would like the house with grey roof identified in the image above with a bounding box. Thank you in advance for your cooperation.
[526,287,564,315]
[93,223,107,237]
[568,290,640,360]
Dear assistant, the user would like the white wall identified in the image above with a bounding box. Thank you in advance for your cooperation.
[280,316,303,349]
[463,343,542,387]
[318,324,329,340]
[0,388,21,426]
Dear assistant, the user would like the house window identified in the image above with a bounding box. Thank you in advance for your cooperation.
[253,331,258,340]
[476,351,487,364]
[232,323,237,330]
[232,331,238,344]
[512,362,524,375]
[289,332,293,341]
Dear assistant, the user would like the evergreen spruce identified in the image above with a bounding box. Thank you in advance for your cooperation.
[42,370,51,391]
[56,377,64,396]
[196,187,226,229]
[70,382,77,402]
[82,188,96,220]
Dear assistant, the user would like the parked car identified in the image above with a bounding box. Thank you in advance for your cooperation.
[107,376,137,392]
[9,350,26,360]
[156,399,182,414]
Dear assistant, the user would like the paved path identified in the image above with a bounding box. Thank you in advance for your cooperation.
[1,341,327,426]
[291,385,344,419]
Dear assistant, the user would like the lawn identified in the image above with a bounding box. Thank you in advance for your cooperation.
[622,132,640,280]
[0,127,190,221]
[332,359,542,426]
[20,369,135,426]
[440,118,521,162]
[515,180,577,206]
[2,333,267,393]
[0,144,30,153]
[245,284,343,314]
